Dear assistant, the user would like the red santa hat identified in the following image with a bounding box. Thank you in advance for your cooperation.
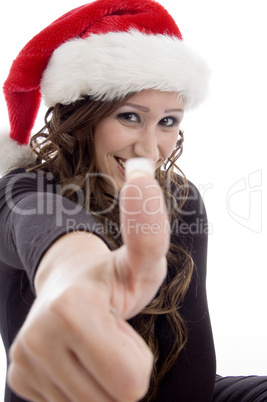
[0,0,210,176]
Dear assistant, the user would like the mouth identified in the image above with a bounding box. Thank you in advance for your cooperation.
[114,156,127,175]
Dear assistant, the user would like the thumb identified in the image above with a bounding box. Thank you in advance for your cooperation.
[121,158,170,259]
[114,158,170,318]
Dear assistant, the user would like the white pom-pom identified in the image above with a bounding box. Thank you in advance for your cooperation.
[0,128,36,177]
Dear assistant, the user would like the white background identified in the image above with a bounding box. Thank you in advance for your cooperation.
[0,0,266,399]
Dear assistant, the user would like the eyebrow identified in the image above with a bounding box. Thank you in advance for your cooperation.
[124,102,184,114]
[124,103,150,112]
[165,108,184,114]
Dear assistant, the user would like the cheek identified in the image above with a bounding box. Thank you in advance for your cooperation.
[94,125,116,155]
[95,121,128,155]
[96,133,114,153]
[160,133,179,158]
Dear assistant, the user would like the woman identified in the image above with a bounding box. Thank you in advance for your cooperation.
[1,0,265,401]
[1,90,217,402]
[0,1,215,400]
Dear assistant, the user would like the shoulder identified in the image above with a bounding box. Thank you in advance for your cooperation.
[170,173,207,221]
[168,174,209,253]
[183,179,207,220]
[0,168,54,197]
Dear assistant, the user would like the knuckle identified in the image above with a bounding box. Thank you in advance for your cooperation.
[117,350,153,401]
[49,287,76,322]
[7,364,20,393]
[48,286,87,333]
[119,372,151,401]
[9,334,32,366]
[8,346,31,398]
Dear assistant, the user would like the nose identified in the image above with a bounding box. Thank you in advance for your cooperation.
[133,127,159,162]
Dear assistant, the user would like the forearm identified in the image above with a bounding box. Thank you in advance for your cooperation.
[35,232,110,295]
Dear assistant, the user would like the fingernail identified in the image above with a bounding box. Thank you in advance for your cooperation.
[125,158,155,181]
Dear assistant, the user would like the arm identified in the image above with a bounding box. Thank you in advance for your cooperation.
[4,170,169,402]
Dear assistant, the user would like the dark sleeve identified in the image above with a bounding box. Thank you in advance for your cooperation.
[154,180,216,401]
[0,169,109,290]
[213,375,267,401]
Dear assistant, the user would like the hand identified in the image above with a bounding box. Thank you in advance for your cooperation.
[8,162,170,402]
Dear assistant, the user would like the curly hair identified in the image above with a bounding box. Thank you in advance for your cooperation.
[27,95,194,401]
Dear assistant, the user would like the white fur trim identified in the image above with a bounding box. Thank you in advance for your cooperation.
[0,129,36,177]
[41,30,210,110]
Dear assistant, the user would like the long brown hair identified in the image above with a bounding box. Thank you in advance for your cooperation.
[28,95,194,401]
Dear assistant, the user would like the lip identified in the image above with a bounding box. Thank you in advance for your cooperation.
[114,156,127,176]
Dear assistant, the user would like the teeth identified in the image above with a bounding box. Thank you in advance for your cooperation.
[118,158,126,168]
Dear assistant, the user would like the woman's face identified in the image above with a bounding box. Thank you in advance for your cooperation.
[94,89,184,191]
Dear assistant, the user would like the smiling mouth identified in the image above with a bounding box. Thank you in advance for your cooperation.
[115,156,127,170]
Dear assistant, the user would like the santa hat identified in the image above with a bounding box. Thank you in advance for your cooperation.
[0,0,210,176]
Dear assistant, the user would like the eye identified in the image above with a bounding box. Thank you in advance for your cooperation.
[159,116,179,127]
[117,113,140,123]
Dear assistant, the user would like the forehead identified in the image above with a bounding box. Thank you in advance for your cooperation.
[124,90,184,109]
